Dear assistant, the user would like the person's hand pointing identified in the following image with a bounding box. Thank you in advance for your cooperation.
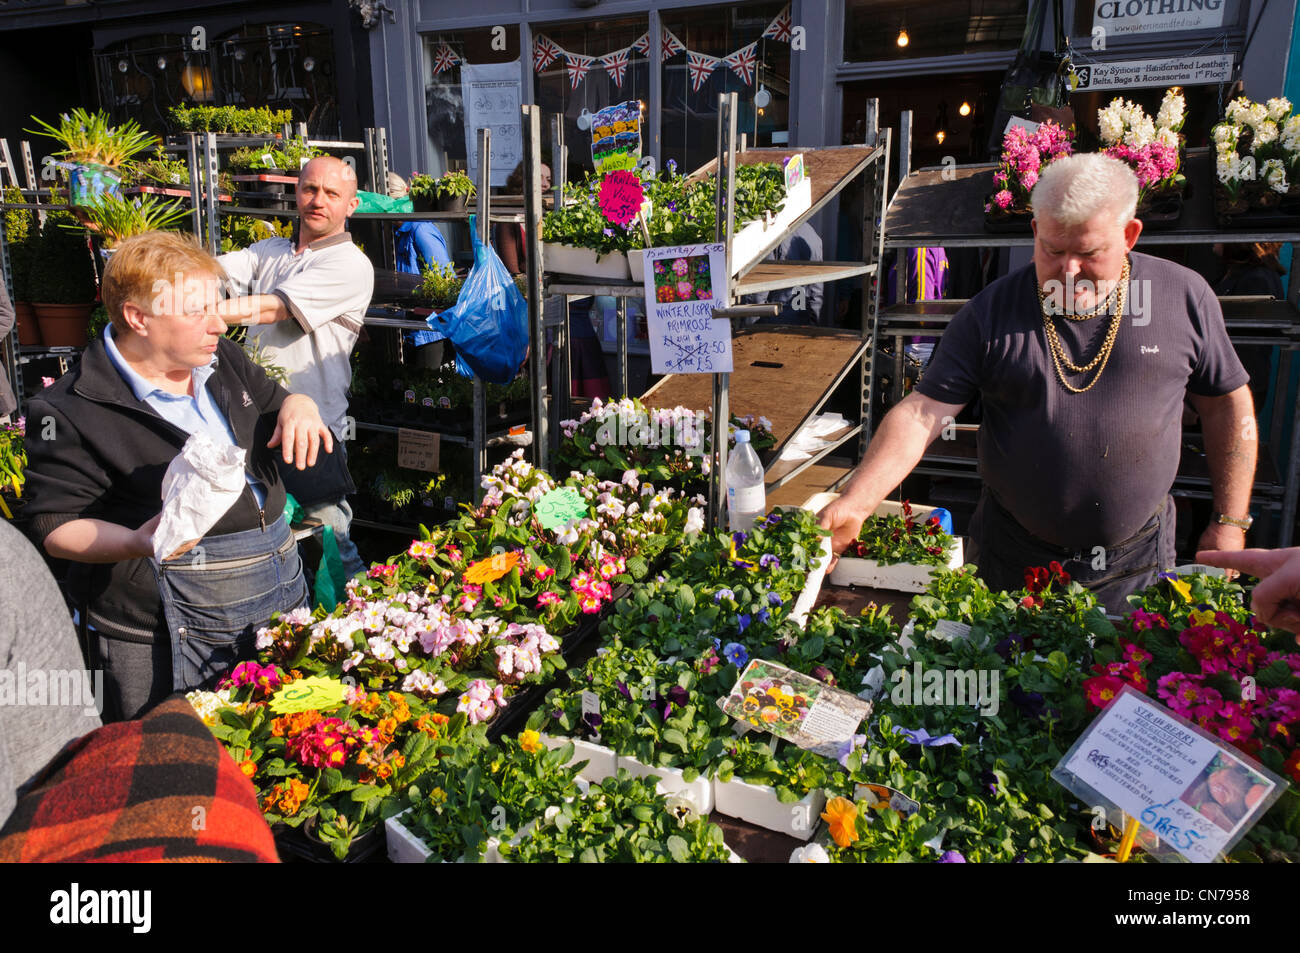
[1197,547,1300,636]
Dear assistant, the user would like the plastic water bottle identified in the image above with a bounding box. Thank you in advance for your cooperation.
[726,430,766,532]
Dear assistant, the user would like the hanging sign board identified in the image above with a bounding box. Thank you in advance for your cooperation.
[461,60,523,188]
[642,242,732,375]
[1052,686,1287,863]
[398,428,441,473]
[591,100,642,174]
[1072,54,1234,92]
[1092,0,1227,36]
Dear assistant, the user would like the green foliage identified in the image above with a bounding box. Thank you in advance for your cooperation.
[415,262,463,309]
[168,105,293,135]
[227,140,324,174]
[28,211,96,304]
[542,163,788,255]
[2,186,37,301]
[74,193,191,248]
[26,108,156,167]
[220,214,292,253]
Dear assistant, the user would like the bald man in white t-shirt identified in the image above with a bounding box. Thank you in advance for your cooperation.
[218,156,375,576]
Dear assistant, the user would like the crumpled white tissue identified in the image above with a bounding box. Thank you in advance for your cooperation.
[152,433,247,563]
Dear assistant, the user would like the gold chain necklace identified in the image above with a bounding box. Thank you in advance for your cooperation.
[1038,258,1130,394]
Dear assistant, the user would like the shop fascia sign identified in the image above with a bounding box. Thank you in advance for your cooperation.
[1093,0,1227,36]
[1073,53,1233,91]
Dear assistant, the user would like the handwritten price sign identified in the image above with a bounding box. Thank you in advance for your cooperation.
[534,487,589,531]
[269,676,348,714]
[598,170,645,226]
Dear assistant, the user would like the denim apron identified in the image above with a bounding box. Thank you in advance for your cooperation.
[967,491,1176,615]
[153,514,309,692]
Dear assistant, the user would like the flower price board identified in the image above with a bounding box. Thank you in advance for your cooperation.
[1052,685,1288,862]
[719,658,871,760]
[641,242,731,375]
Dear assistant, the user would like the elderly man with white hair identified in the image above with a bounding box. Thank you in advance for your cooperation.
[820,153,1255,611]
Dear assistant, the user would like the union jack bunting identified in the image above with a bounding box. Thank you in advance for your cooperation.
[433,43,461,74]
[724,42,758,85]
[533,34,564,71]
[686,50,721,93]
[565,52,595,89]
[762,4,793,43]
[600,48,631,87]
[661,28,685,62]
[631,32,652,57]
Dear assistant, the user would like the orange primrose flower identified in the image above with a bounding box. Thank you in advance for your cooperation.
[463,551,521,585]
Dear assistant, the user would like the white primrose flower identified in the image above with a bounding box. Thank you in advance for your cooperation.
[684,506,705,536]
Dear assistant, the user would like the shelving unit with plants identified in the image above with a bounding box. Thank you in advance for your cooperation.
[879,92,1300,547]
[534,98,892,523]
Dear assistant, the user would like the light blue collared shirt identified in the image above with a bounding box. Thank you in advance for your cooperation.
[103,325,265,506]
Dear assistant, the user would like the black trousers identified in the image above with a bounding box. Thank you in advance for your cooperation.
[966,490,1176,615]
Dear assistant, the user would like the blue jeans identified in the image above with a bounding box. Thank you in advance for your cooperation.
[297,497,366,579]
[153,515,308,692]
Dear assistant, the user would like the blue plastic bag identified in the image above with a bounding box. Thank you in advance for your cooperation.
[427,214,528,383]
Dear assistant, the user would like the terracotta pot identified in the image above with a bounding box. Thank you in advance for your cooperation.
[31,302,93,348]
[12,302,41,346]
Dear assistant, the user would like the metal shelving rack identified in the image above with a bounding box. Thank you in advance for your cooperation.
[533,95,892,521]
[880,147,1300,547]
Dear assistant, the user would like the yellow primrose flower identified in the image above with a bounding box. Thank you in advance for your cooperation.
[519,729,543,754]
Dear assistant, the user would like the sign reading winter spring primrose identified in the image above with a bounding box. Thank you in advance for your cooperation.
[269,676,347,715]
[1052,686,1287,862]
[534,486,590,531]
[598,170,645,226]
[642,242,732,375]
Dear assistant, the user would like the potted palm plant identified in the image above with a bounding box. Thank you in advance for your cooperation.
[76,193,191,254]
[28,211,97,347]
[26,108,156,208]
[3,186,41,345]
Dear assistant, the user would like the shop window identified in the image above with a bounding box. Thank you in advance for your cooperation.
[844,0,1026,63]
[532,17,650,187]
[422,28,521,179]
[660,3,790,173]
[95,24,337,137]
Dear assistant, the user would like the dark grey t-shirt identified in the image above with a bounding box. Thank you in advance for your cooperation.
[915,252,1248,549]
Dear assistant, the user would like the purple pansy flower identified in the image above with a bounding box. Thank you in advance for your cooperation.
[723,642,749,668]
[893,726,959,747]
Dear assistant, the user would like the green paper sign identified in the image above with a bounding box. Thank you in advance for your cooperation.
[269,676,348,714]
[535,487,589,531]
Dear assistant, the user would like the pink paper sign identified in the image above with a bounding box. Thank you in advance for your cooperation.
[598,170,645,226]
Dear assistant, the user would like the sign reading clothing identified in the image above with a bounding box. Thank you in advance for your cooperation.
[1073,53,1234,91]
[461,60,522,188]
[1093,0,1227,36]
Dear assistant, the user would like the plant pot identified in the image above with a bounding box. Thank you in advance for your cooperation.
[1136,190,1183,230]
[616,752,714,814]
[0,495,28,525]
[539,733,619,782]
[411,194,436,214]
[983,197,1034,233]
[281,814,386,863]
[12,302,41,346]
[434,193,468,215]
[804,493,964,592]
[713,778,826,840]
[385,808,504,863]
[31,302,92,347]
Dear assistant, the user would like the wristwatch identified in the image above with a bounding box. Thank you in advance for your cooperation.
[1215,512,1254,531]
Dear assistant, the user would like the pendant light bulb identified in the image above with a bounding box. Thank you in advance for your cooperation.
[896,29,909,47]
[959,101,971,117]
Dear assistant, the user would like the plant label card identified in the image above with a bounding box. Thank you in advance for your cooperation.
[590,100,641,174]
[534,487,589,531]
[398,428,440,473]
[1052,685,1287,863]
[718,659,871,758]
[1004,115,1041,135]
[642,243,731,375]
[783,153,806,194]
[269,676,347,714]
